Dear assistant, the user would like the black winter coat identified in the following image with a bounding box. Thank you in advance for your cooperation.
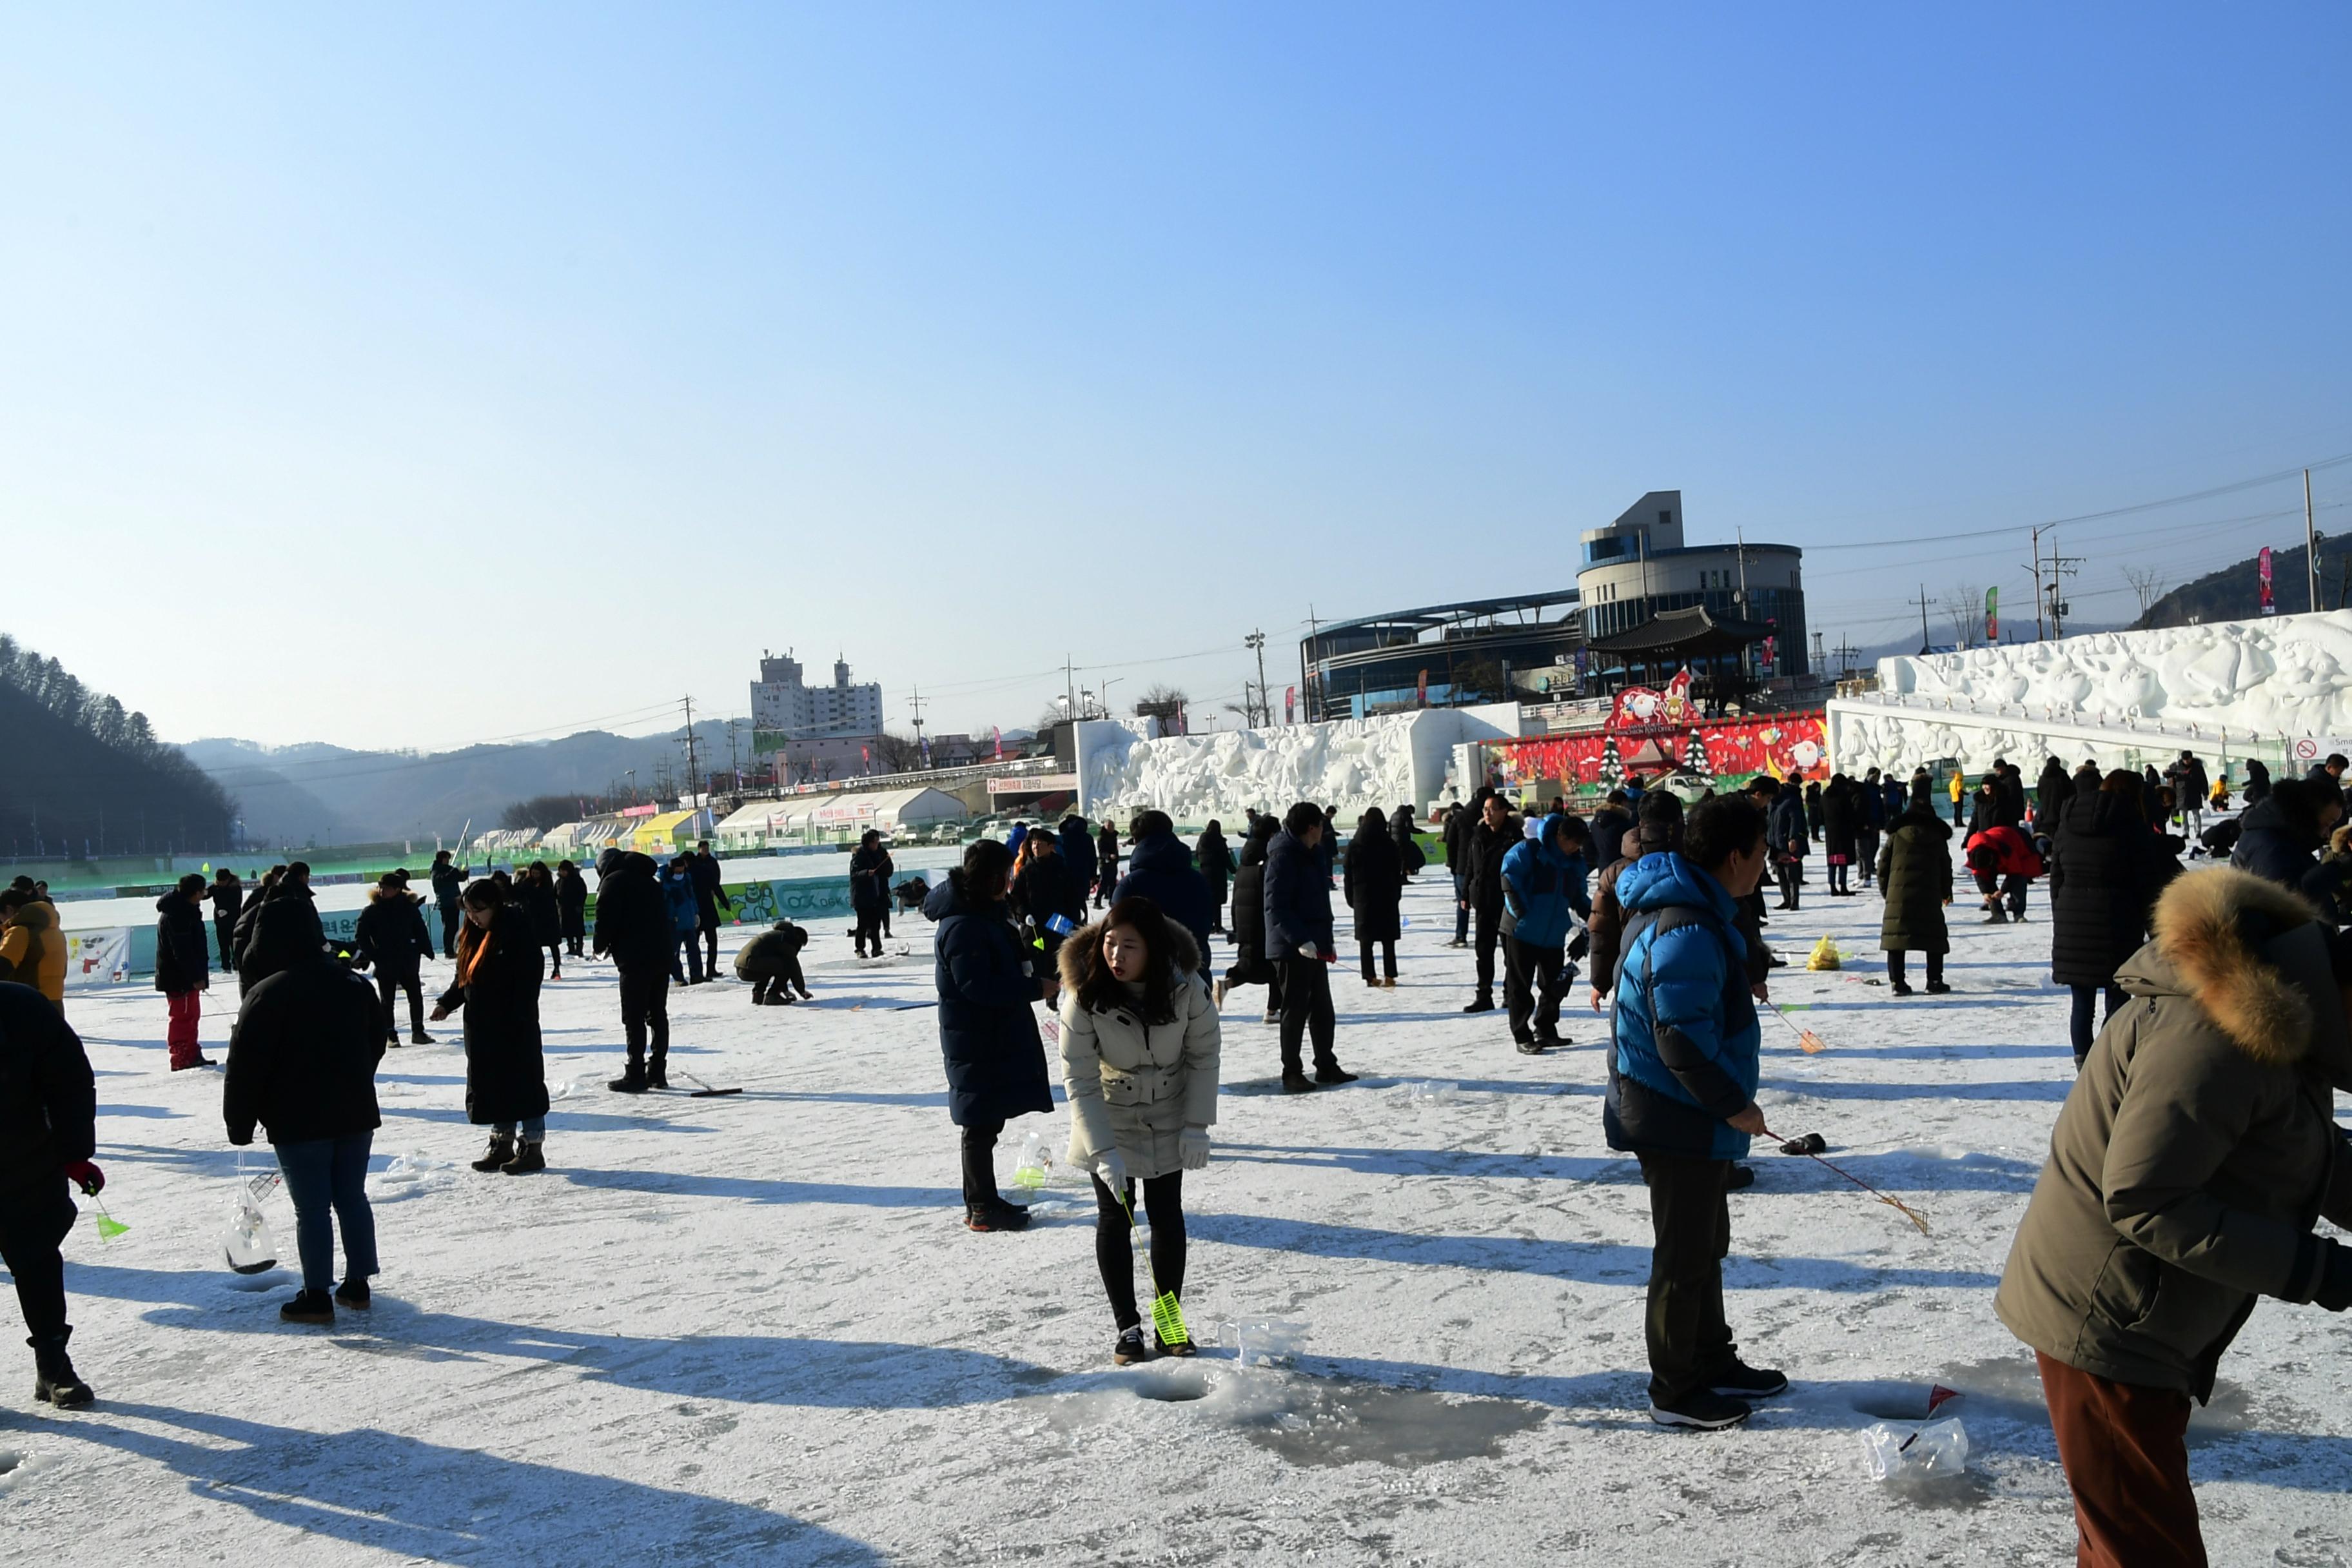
[1095,826,1121,879]
[431,861,465,908]
[689,852,731,921]
[556,867,589,939]
[2230,796,2342,918]
[153,893,212,995]
[593,853,675,972]
[438,906,548,1126]
[1011,855,1084,936]
[1464,819,1516,911]
[208,879,244,925]
[1443,808,1475,870]
[521,879,562,945]
[1343,827,1404,945]
[239,888,328,990]
[1059,820,1098,887]
[225,959,384,1146]
[2048,793,2179,988]
[1195,828,1233,896]
[1588,807,1632,878]
[1264,828,1336,955]
[1821,785,1858,860]
[1231,831,1274,967]
[848,846,894,916]
[354,890,434,981]
[1769,789,1809,862]
[924,879,1051,1128]
[1875,808,1954,954]
[0,982,95,1200]
[2035,764,2075,830]
[1113,833,1216,960]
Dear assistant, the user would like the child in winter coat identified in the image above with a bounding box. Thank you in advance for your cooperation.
[1057,896,1220,1365]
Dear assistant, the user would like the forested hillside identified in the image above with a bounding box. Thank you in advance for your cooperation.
[0,634,236,857]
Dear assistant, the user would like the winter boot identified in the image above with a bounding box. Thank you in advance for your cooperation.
[471,1132,514,1172]
[334,1279,371,1309]
[410,1028,435,1044]
[1462,994,1495,1014]
[501,1140,547,1176]
[1924,980,1954,995]
[964,1203,1030,1233]
[1280,1069,1318,1094]
[30,1332,93,1408]
[1982,906,2008,924]
[1534,1028,1567,1052]
[1113,1327,1152,1366]
[1313,1063,1358,1085]
[646,1058,670,1091]
[1649,1388,1752,1431]
[280,1288,335,1325]
[608,1063,649,1094]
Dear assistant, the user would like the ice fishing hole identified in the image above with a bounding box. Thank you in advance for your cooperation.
[1132,1370,1215,1403]
[0,1451,19,1478]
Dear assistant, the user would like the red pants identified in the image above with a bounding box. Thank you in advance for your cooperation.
[2036,1352,2204,1567]
[167,989,204,1069]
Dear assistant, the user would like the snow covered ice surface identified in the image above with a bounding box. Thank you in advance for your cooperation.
[6,861,2352,1565]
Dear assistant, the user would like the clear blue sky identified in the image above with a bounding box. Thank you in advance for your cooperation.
[5,5,2347,750]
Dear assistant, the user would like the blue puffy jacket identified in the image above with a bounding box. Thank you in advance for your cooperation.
[1262,827,1335,956]
[659,863,699,938]
[1499,819,1591,950]
[1603,853,1760,1161]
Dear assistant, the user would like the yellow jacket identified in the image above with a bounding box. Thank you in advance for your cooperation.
[1948,772,1965,803]
[0,899,67,1008]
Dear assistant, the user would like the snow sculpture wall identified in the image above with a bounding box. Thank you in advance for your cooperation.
[1075,705,1521,825]
[1827,609,2352,776]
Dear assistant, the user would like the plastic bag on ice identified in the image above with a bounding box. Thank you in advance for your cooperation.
[224,1193,278,1274]
[1806,935,1842,971]
[1012,1130,1053,1191]
[1860,1416,1970,1482]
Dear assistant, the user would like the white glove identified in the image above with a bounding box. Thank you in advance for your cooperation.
[1094,1149,1130,1196]
[1179,1126,1211,1171]
[1297,943,1319,958]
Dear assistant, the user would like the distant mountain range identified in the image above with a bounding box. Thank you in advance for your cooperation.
[2135,536,2352,629]
[179,723,743,848]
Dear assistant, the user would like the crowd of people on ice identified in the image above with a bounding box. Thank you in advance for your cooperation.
[6,745,2352,1564]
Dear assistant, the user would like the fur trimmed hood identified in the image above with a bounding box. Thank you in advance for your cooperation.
[2127,867,2331,1070]
[1055,911,1201,997]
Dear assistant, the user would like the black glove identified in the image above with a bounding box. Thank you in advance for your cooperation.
[2316,1242,2352,1313]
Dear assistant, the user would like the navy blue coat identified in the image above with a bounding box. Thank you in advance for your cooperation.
[925,879,1052,1128]
[1263,828,1335,956]
[1058,819,1098,887]
[1113,832,1216,959]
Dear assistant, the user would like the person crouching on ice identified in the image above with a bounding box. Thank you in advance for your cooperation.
[1057,896,1220,1366]
[1996,867,2352,1568]
[734,921,812,1005]
[1604,794,1785,1430]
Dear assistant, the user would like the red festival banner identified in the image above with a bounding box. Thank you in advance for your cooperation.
[2260,547,2276,614]
[1488,680,1828,791]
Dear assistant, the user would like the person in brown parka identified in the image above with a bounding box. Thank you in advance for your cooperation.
[1995,867,2352,1568]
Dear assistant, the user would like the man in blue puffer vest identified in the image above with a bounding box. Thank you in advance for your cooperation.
[1605,792,1784,1431]
[1498,812,1592,1054]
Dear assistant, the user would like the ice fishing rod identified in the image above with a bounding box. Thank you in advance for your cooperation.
[1759,1121,1931,1235]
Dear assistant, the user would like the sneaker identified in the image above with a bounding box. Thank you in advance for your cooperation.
[1313,1064,1358,1085]
[501,1141,547,1175]
[1708,1361,1788,1400]
[1213,978,1230,1009]
[1462,995,1496,1014]
[1890,982,1914,997]
[1447,938,1468,948]
[1725,1164,1756,1191]
[1648,1389,1752,1430]
[1280,1070,1318,1094]
[409,1030,434,1045]
[334,1279,371,1309]
[1262,1007,1280,1026]
[1155,1331,1197,1358]
[965,1203,1030,1233]
[280,1288,335,1325]
[1113,1327,1152,1366]
[1515,1037,1545,1055]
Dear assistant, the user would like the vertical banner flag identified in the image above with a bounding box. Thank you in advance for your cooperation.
[2260,547,2276,614]
[1416,668,1429,706]
[1283,685,1297,724]
[992,726,1003,759]
[1984,586,1998,643]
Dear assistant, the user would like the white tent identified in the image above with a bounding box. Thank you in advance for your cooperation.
[716,787,967,848]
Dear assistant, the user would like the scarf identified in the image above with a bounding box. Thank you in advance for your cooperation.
[456,914,495,988]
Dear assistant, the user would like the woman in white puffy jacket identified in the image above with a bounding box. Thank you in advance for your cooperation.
[1057,894,1222,1365]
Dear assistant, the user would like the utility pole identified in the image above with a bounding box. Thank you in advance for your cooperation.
[1244,630,1269,727]
[2307,467,2321,613]
[1304,605,1317,723]
[680,695,701,807]
[1064,654,1075,729]
[2028,526,2045,642]
[2044,544,2083,641]
[726,720,741,790]
[1911,585,1937,656]
[907,683,927,768]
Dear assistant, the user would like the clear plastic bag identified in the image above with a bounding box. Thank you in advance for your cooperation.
[1011,1130,1052,1191]
[1860,1416,1970,1482]
[224,1194,278,1274]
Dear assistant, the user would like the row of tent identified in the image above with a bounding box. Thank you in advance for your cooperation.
[472,788,970,863]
